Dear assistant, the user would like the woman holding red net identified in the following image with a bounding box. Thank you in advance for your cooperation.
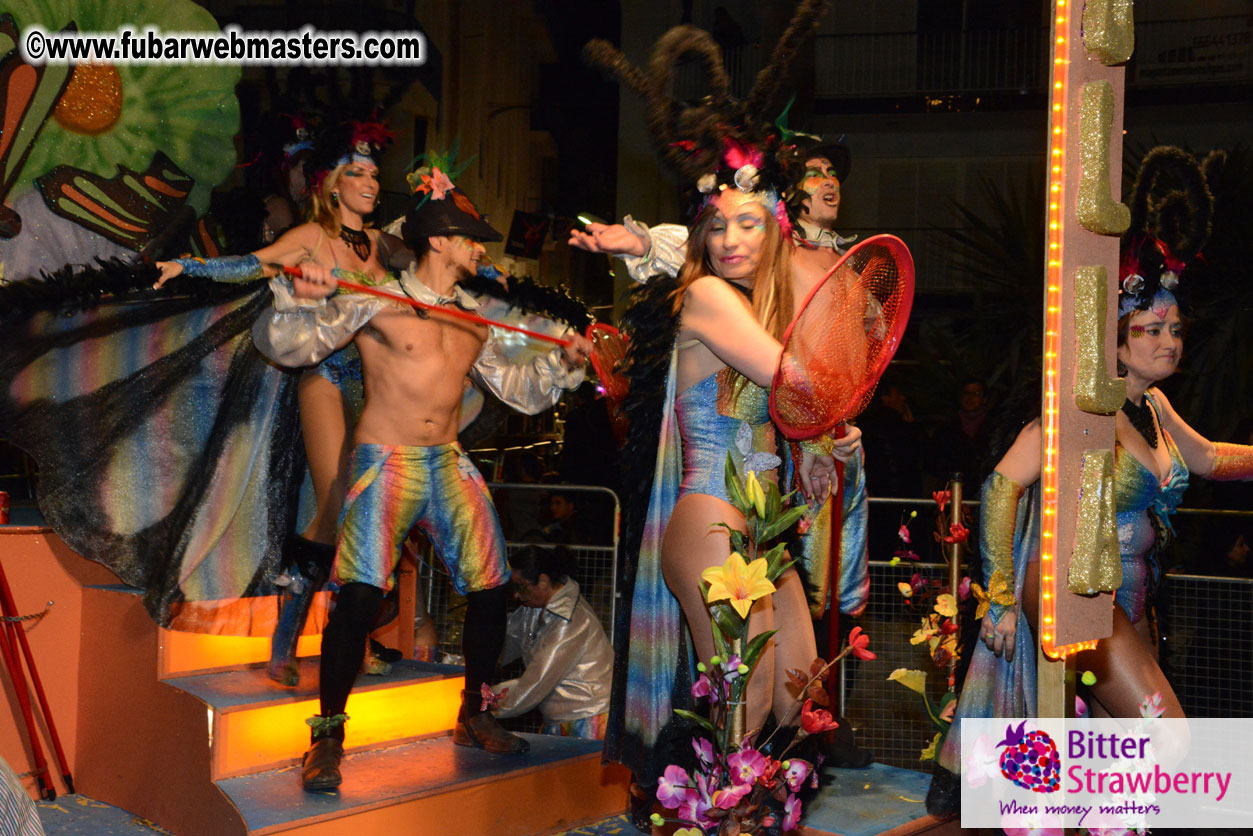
[583,19,882,818]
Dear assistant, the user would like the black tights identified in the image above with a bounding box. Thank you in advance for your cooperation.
[316,582,384,741]
[314,582,510,738]
[461,585,508,717]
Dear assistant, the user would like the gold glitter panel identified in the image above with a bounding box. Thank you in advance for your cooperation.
[1068,449,1121,595]
[981,471,1024,605]
[715,366,768,421]
[1073,265,1125,414]
[1082,0,1134,66]
[1077,81,1130,236]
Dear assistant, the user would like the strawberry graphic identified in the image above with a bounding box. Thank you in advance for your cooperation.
[997,721,1060,793]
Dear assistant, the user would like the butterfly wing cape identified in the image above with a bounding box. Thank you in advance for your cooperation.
[0,262,304,632]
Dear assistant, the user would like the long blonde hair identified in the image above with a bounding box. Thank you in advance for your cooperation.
[309,163,377,238]
[307,164,346,237]
[672,201,793,342]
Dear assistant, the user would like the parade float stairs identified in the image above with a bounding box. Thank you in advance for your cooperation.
[1,527,630,836]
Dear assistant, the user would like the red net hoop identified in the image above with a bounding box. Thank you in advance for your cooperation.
[770,234,915,440]
[587,322,630,404]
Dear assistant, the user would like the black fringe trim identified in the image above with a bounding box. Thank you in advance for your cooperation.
[0,258,259,325]
[618,273,682,563]
[459,273,594,332]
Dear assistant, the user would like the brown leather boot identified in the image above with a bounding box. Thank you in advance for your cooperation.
[301,738,344,791]
[453,690,530,754]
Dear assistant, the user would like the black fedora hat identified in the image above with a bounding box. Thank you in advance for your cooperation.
[402,187,502,246]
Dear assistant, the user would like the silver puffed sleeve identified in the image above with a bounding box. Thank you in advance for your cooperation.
[469,330,584,415]
[618,216,689,283]
[251,278,388,368]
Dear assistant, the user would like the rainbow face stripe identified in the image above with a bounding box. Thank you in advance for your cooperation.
[335,443,508,594]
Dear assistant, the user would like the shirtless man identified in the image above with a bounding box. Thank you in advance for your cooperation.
[253,179,591,790]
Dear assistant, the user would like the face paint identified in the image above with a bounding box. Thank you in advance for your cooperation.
[1128,324,1146,338]
[800,158,840,195]
[711,185,775,218]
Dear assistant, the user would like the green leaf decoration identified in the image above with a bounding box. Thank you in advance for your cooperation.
[766,479,783,520]
[759,504,808,543]
[672,709,715,733]
[711,601,743,640]
[741,629,778,672]
[724,453,749,516]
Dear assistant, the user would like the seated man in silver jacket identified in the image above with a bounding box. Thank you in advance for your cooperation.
[492,546,613,739]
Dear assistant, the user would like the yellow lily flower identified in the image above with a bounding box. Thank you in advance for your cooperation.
[701,552,776,619]
[887,668,928,696]
[920,731,943,761]
[744,470,767,518]
[897,581,914,598]
[934,593,957,618]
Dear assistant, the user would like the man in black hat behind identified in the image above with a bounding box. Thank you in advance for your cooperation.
[784,140,858,298]
[253,176,592,790]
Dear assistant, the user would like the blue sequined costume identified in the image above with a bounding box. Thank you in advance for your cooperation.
[1113,392,1188,624]
[939,393,1189,773]
[675,364,778,502]
[609,350,780,787]
[937,474,1040,773]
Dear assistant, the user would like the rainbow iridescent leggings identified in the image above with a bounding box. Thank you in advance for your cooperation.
[335,443,509,595]
[542,712,609,740]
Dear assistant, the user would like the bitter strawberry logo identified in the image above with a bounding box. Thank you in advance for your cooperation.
[997,721,1060,793]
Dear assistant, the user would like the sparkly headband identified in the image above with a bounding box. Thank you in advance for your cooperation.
[1118,235,1185,319]
[333,142,379,170]
[1118,287,1176,320]
[694,137,791,236]
[283,137,313,160]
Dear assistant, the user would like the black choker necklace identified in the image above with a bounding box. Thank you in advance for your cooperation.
[1121,397,1158,449]
[340,226,371,261]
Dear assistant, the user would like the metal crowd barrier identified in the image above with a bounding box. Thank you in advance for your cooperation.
[407,482,1250,766]
[845,498,1253,769]
[414,482,619,663]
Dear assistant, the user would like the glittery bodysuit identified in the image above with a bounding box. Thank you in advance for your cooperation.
[1113,393,1188,624]
[674,360,778,502]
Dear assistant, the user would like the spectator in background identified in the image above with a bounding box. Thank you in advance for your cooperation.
[490,546,613,739]
[936,378,992,489]
[860,375,925,562]
[860,375,924,499]
[540,488,588,545]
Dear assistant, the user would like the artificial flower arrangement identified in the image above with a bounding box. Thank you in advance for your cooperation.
[652,454,874,835]
[888,489,1010,761]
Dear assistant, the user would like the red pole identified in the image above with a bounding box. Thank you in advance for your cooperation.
[825,461,845,711]
[0,618,52,800]
[0,562,72,795]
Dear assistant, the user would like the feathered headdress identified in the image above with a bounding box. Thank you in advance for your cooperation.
[583,0,833,233]
[279,112,315,163]
[1118,146,1217,318]
[306,114,394,191]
